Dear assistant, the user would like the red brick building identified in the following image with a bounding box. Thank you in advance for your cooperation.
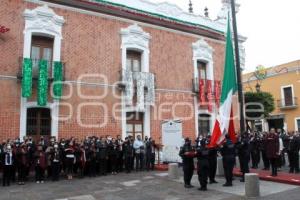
[0,0,245,144]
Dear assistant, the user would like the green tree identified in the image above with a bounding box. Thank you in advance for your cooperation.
[244,91,275,131]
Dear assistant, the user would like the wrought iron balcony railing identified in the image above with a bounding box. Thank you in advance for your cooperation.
[277,97,298,109]
[17,57,65,81]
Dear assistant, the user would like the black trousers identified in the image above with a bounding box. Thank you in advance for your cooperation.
[35,166,45,182]
[183,163,194,186]
[261,150,270,169]
[251,151,260,168]
[65,158,74,176]
[288,152,299,173]
[223,157,235,184]
[239,154,250,179]
[17,164,26,183]
[51,162,60,181]
[135,153,144,171]
[145,153,155,171]
[270,158,278,176]
[99,159,107,175]
[197,161,209,189]
[208,156,217,182]
[110,156,117,173]
[125,156,132,173]
[117,153,123,172]
[3,165,12,186]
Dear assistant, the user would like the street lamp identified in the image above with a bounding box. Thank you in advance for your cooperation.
[255,83,261,92]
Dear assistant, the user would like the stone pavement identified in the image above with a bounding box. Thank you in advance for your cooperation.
[0,171,299,200]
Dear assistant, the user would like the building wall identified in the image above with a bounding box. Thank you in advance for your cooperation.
[0,0,227,142]
[243,60,300,132]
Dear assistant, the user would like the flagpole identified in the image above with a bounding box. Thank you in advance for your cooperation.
[230,0,246,134]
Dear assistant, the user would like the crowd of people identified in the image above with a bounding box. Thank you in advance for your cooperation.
[179,128,300,191]
[0,135,157,187]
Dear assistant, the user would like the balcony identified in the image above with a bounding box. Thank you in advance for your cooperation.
[277,97,298,110]
[118,69,156,108]
[17,57,65,82]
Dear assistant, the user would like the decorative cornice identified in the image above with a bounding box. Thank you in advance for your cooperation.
[23,4,64,36]
[91,0,226,33]
[121,23,150,49]
[192,38,213,61]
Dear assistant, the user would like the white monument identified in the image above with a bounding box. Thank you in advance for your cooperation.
[161,120,183,163]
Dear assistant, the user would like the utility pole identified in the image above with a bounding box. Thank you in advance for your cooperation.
[230,0,246,134]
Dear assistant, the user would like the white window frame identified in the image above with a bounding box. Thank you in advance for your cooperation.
[20,5,64,140]
[120,24,151,140]
[280,84,295,106]
[192,38,215,137]
[294,117,300,132]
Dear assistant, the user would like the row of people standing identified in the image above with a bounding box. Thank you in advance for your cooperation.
[178,128,294,191]
[0,135,157,187]
[249,129,300,174]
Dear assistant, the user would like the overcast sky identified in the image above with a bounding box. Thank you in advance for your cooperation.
[150,0,300,73]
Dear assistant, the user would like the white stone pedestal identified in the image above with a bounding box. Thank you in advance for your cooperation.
[168,163,179,179]
[245,173,260,198]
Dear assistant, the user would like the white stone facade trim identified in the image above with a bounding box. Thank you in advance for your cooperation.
[192,38,216,136]
[120,24,151,140]
[20,5,64,140]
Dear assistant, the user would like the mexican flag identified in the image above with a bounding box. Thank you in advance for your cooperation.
[209,18,238,147]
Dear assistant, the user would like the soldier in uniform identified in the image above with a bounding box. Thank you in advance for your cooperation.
[196,138,210,191]
[220,134,236,187]
[265,128,280,176]
[236,132,250,182]
[179,137,195,188]
[207,135,218,184]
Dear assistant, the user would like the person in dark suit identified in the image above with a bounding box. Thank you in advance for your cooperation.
[261,132,270,170]
[265,128,280,177]
[98,137,108,175]
[123,137,134,173]
[179,137,195,188]
[2,144,14,186]
[287,132,300,173]
[51,143,61,181]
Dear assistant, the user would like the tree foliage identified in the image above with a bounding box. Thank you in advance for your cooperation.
[244,91,275,120]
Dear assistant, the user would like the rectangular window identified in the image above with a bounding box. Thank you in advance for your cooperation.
[126,50,142,72]
[26,108,51,142]
[31,36,54,77]
[297,119,300,132]
[283,86,293,106]
[197,61,207,80]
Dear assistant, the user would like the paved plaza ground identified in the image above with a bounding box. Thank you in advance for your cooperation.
[0,171,299,200]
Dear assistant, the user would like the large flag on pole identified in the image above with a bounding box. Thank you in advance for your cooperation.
[209,17,238,147]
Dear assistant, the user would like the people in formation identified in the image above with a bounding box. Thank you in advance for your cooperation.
[0,135,157,187]
[179,129,300,191]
